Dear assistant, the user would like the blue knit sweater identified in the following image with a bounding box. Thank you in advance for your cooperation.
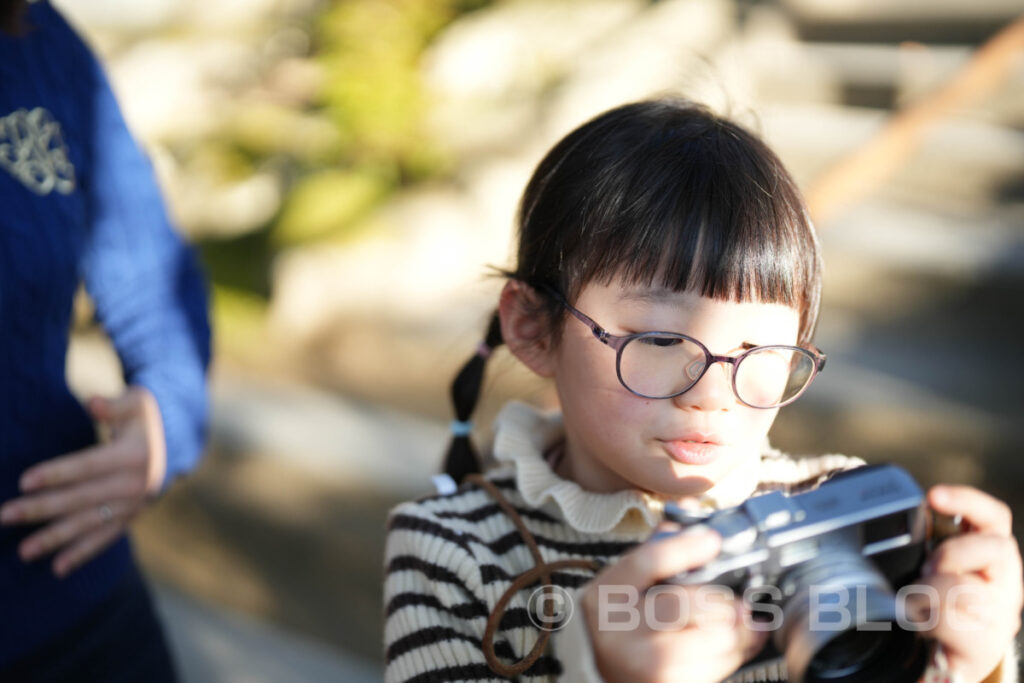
[0,1,211,666]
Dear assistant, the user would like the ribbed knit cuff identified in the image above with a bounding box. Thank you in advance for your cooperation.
[134,373,206,490]
[552,587,605,682]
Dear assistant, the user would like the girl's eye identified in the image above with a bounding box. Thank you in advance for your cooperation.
[638,335,681,347]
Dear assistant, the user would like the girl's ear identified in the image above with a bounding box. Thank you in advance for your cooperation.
[498,280,557,378]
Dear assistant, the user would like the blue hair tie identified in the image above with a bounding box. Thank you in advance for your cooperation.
[450,419,473,437]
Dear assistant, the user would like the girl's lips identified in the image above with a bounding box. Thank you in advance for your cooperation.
[663,439,726,466]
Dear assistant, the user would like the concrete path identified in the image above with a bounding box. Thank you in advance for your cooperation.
[153,581,381,683]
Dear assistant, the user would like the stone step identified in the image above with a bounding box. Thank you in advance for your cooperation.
[760,102,1024,204]
[779,0,1021,44]
[790,42,1019,111]
[819,199,1024,279]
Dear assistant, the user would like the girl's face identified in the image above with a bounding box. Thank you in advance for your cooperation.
[548,279,801,499]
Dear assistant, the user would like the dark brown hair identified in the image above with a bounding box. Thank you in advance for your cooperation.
[444,98,823,483]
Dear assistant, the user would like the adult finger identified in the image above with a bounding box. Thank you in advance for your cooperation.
[17,440,141,493]
[53,521,125,578]
[87,391,141,424]
[1,472,145,525]
[18,501,128,562]
[929,486,1013,537]
[925,533,1024,586]
[598,525,722,591]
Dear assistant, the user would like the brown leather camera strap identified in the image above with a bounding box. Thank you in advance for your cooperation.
[464,473,603,677]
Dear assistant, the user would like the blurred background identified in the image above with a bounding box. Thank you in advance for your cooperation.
[55,0,1024,679]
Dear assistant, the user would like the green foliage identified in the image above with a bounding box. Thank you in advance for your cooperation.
[313,0,489,175]
[209,284,271,361]
[201,0,493,319]
[229,102,344,166]
[274,167,392,246]
[199,229,275,298]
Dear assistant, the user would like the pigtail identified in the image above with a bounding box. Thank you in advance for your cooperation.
[443,311,504,484]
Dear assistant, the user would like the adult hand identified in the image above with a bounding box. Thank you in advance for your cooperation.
[906,486,1023,683]
[580,525,768,683]
[0,386,167,578]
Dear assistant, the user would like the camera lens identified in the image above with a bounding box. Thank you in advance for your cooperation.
[809,629,887,678]
[775,550,928,683]
[806,626,924,682]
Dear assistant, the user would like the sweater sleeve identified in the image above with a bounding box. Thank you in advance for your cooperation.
[550,586,605,682]
[383,501,511,682]
[54,4,211,487]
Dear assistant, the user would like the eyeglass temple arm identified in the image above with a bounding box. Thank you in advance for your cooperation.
[535,283,613,345]
[566,306,610,343]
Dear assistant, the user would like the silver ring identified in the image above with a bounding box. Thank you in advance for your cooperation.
[98,504,113,522]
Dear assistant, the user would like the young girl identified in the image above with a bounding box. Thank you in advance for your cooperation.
[383,99,1021,682]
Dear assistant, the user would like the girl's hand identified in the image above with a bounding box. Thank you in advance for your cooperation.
[581,526,768,683]
[907,486,1023,683]
[0,387,167,578]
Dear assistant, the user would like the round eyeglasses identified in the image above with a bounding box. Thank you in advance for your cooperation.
[541,285,826,409]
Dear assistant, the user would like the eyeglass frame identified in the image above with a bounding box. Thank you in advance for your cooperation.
[536,283,827,409]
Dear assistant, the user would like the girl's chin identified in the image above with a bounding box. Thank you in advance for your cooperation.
[649,465,722,498]
[658,450,743,494]
[665,452,765,507]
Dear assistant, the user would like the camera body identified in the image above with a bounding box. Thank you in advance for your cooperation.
[664,464,953,683]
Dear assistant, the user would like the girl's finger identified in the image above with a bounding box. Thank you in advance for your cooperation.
[929,486,1013,537]
[53,521,126,578]
[671,623,769,682]
[925,533,1024,587]
[18,440,139,492]
[18,501,127,561]
[903,573,1005,636]
[904,573,1019,681]
[682,586,739,629]
[673,623,741,657]
[1,472,146,525]
[598,525,722,591]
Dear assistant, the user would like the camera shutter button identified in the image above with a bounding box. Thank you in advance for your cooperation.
[712,511,757,554]
[720,525,757,554]
[743,492,801,531]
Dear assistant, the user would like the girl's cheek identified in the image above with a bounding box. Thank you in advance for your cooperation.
[614,397,657,424]
[725,411,775,454]
[749,408,780,437]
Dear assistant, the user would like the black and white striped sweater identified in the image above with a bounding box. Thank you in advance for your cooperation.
[383,401,913,682]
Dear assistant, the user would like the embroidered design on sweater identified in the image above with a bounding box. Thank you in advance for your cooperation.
[0,107,76,195]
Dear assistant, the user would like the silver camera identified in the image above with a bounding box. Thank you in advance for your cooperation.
[664,464,959,683]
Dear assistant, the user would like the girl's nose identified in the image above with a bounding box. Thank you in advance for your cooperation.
[672,362,734,411]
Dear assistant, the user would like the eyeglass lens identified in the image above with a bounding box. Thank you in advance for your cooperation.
[618,335,814,407]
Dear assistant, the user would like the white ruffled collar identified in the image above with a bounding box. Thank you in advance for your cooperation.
[491,401,763,535]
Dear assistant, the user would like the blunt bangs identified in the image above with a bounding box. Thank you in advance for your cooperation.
[515,99,822,344]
